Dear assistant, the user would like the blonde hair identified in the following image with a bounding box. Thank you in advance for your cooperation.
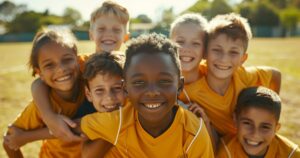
[29,28,77,76]
[170,13,208,37]
[90,0,129,31]
[207,13,252,52]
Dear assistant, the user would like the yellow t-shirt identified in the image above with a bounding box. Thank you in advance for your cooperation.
[12,87,85,158]
[81,104,214,157]
[179,64,273,135]
[217,134,300,158]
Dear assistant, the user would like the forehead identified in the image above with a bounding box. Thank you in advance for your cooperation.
[126,53,177,77]
[93,15,126,27]
[209,33,245,49]
[89,73,122,87]
[239,107,277,124]
[38,42,74,61]
[172,23,204,39]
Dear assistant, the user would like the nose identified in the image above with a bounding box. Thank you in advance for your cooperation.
[249,128,261,139]
[145,84,160,97]
[102,91,116,105]
[179,44,192,54]
[56,63,67,73]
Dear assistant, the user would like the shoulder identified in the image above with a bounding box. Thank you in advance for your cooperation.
[275,134,300,157]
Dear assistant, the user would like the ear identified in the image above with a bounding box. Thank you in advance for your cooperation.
[240,53,248,65]
[123,33,130,42]
[35,68,44,81]
[85,86,93,102]
[178,76,185,93]
[275,123,281,132]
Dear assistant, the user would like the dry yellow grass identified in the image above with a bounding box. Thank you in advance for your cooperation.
[0,38,299,157]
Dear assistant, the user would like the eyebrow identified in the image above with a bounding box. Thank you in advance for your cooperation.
[129,72,174,78]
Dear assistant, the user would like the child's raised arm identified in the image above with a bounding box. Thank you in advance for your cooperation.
[270,68,281,94]
[31,78,81,142]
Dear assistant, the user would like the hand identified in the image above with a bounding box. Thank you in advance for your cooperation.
[188,102,210,123]
[45,114,83,142]
[3,126,26,150]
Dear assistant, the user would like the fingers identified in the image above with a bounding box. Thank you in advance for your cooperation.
[60,115,76,128]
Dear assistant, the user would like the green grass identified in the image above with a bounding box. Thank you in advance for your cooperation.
[0,38,299,157]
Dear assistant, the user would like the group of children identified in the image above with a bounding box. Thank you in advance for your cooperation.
[3,0,299,157]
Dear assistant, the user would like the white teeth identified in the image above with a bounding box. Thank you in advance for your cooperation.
[102,40,115,44]
[215,65,231,70]
[144,103,161,109]
[56,75,71,82]
[246,139,260,146]
[180,56,193,62]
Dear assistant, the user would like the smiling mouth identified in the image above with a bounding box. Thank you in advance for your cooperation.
[101,40,116,45]
[180,56,194,62]
[245,139,263,147]
[103,104,119,111]
[55,75,71,82]
[143,103,162,109]
[214,64,231,70]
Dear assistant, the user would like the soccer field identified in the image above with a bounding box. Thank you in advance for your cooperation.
[0,38,299,157]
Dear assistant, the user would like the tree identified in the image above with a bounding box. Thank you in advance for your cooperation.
[63,7,82,26]
[207,0,233,19]
[280,7,300,36]
[0,1,26,22]
[251,1,280,26]
[160,7,175,28]
[131,14,152,23]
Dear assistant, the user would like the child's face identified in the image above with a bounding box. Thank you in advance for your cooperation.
[85,73,125,112]
[125,53,182,124]
[171,23,205,73]
[89,15,127,52]
[36,42,79,93]
[207,34,247,81]
[236,107,280,156]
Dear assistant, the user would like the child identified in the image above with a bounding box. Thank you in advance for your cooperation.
[217,86,300,158]
[3,29,85,157]
[3,52,126,157]
[173,13,281,137]
[81,33,214,157]
[30,0,130,142]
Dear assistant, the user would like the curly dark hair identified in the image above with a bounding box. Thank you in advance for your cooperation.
[83,52,124,89]
[124,33,181,78]
[235,86,281,121]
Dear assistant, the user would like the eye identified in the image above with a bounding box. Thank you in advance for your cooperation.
[113,28,121,33]
[131,80,145,87]
[230,51,240,56]
[112,85,123,93]
[176,40,184,45]
[95,88,104,95]
[62,57,75,64]
[43,62,54,69]
[159,79,173,85]
[98,27,105,32]
[192,42,201,46]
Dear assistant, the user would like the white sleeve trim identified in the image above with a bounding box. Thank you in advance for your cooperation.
[113,106,122,145]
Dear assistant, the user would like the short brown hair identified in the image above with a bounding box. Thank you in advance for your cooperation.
[207,13,252,52]
[90,0,129,31]
[28,28,77,76]
[235,86,281,121]
[83,52,124,89]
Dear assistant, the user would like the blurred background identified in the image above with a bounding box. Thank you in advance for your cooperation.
[0,0,299,157]
[0,0,299,41]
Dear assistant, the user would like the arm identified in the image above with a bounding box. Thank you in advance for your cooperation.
[3,142,23,158]
[270,68,281,94]
[4,126,55,150]
[82,139,113,158]
[31,79,81,142]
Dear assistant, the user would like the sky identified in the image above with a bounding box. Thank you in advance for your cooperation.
[10,0,202,22]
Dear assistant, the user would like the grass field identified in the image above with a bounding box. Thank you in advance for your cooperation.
[0,38,299,157]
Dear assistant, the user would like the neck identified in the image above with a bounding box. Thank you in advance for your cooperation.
[206,73,231,96]
[182,67,201,84]
[138,106,177,138]
[54,81,79,102]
